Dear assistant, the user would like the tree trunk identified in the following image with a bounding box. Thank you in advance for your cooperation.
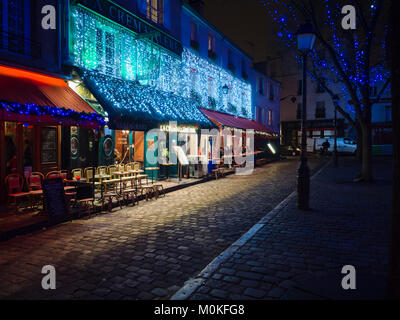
[360,121,373,182]
[356,124,362,161]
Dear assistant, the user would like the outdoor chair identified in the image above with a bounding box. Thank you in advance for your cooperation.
[71,168,83,181]
[5,173,30,211]
[26,172,44,209]
[46,171,61,180]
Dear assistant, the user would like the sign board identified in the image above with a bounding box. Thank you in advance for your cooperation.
[42,178,69,223]
[76,0,183,55]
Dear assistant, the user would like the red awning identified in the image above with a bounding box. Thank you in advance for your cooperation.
[0,65,102,127]
[200,108,277,137]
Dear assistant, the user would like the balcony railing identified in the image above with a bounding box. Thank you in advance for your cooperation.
[0,30,41,59]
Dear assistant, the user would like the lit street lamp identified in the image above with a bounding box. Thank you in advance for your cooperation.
[332,94,339,167]
[296,22,316,210]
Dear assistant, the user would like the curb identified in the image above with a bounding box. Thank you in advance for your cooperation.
[170,159,331,300]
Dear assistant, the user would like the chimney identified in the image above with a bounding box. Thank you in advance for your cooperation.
[189,0,205,16]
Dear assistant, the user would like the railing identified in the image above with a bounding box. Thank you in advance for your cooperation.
[0,30,41,59]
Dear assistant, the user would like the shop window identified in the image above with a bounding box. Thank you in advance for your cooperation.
[147,0,163,24]
[41,127,57,164]
[22,125,33,177]
[315,101,326,118]
[5,122,17,175]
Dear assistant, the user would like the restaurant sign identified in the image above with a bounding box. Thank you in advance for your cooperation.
[75,0,183,56]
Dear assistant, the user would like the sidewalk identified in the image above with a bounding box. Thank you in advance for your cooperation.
[173,156,392,300]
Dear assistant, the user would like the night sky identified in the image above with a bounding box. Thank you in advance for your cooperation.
[200,0,280,62]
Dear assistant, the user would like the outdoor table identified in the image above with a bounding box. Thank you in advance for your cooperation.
[94,174,111,199]
[145,167,159,184]
[114,171,130,195]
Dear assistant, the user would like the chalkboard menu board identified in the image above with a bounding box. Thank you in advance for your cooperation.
[41,127,57,164]
[42,178,69,222]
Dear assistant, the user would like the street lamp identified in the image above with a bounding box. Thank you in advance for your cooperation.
[332,94,339,167]
[296,22,316,210]
[222,84,229,95]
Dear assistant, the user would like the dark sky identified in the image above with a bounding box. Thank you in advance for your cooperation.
[200,0,280,61]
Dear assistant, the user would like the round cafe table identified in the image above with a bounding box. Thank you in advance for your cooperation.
[145,167,159,184]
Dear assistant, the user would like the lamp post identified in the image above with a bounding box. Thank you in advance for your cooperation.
[332,95,339,167]
[296,22,316,210]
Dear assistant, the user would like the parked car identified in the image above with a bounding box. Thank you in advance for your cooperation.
[315,138,357,154]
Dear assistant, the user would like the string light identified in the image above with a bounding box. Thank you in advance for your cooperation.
[0,101,106,126]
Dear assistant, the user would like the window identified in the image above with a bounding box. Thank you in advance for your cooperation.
[208,33,215,52]
[297,80,302,96]
[257,107,262,123]
[207,77,214,97]
[315,101,326,118]
[95,28,118,77]
[190,69,197,91]
[268,110,273,126]
[297,103,302,119]
[190,21,198,42]
[241,59,248,79]
[258,77,264,95]
[385,106,392,122]
[269,84,275,100]
[147,0,163,24]
[0,0,30,56]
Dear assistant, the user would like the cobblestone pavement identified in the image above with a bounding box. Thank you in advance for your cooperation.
[184,157,392,300]
[0,158,325,300]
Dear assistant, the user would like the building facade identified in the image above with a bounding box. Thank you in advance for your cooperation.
[274,52,345,148]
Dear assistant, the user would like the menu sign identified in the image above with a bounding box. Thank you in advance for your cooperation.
[41,127,57,164]
[42,178,69,222]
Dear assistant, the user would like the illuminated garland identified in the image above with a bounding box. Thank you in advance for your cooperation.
[0,101,106,125]
[81,71,211,126]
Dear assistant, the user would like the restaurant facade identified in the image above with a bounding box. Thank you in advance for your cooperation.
[0,0,106,208]
[67,0,213,179]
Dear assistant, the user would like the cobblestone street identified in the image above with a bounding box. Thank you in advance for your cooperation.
[0,158,325,300]
[179,157,391,300]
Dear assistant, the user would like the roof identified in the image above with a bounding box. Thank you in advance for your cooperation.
[0,65,104,127]
[81,70,212,129]
[200,108,278,137]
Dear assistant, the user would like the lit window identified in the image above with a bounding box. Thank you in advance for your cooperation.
[208,34,215,52]
[147,0,163,24]
[268,110,273,126]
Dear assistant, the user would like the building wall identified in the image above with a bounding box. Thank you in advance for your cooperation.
[0,0,62,73]
[181,3,254,119]
[250,67,280,134]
